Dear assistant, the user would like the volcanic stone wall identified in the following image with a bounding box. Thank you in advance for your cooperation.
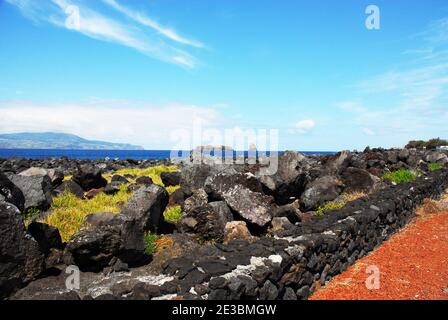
[159,169,448,300]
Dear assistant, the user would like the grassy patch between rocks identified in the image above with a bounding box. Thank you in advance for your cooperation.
[104,165,178,187]
[144,232,161,255]
[24,208,41,224]
[316,192,367,216]
[428,163,444,171]
[383,169,418,184]
[41,184,132,242]
[42,165,180,242]
[164,205,182,223]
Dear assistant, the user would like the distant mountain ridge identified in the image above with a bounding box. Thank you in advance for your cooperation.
[0,132,144,150]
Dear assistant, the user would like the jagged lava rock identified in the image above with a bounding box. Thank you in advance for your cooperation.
[341,167,379,193]
[0,201,45,298]
[300,175,342,210]
[53,180,84,199]
[121,184,169,233]
[19,167,64,187]
[27,221,63,254]
[160,171,181,187]
[179,201,233,241]
[72,164,107,191]
[205,172,276,227]
[7,173,53,211]
[0,172,25,212]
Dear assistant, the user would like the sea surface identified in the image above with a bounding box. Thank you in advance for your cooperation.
[0,149,336,160]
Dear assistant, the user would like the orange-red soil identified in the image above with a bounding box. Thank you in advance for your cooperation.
[310,211,448,300]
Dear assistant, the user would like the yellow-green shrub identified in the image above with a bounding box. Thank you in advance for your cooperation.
[105,165,178,187]
[43,165,180,242]
[316,192,367,216]
[41,184,132,242]
[164,205,182,223]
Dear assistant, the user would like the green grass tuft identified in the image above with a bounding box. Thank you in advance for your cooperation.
[42,183,132,242]
[428,163,444,171]
[316,192,367,216]
[316,200,346,216]
[164,205,182,223]
[105,165,178,187]
[144,232,161,255]
[383,169,418,184]
[24,208,41,225]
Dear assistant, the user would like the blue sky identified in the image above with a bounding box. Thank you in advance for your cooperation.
[1,0,448,150]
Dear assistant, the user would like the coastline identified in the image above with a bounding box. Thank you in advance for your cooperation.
[0,149,336,160]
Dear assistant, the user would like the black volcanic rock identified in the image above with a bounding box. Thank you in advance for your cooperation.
[53,180,84,199]
[0,201,45,299]
[72,164,107,191]
[27,221,63,254]
[135,176,153,186]
[0,172,25,212]
[179,201,233,242]
[64,225,122,272]
[7,173,53,212]
[205,172,276,227]
[300,175,342,210]
[341,167,378,193]
[19,167,64,187]
[161,171,181,187]
[121,185,169,233]
[111,175,129,185]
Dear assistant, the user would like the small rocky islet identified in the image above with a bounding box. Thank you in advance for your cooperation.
[1,147,448,300]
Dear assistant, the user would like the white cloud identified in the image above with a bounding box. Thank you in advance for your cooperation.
[0,100,224,149]
[362,128,375,136]
[293,119,316,134]
[102,0,204,48]
[5,0,201,68]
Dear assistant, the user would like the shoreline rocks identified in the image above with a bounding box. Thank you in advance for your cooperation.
[1,147,448,300]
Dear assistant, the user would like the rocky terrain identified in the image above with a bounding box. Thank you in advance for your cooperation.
[1,147,448,300]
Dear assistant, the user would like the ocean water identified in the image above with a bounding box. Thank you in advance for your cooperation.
[0,149,336,160]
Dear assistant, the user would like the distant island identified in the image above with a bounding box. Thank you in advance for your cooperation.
[193,145,234,151]
[0,132,144,150]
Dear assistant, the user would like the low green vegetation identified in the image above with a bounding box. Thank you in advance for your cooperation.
[383,169,418,184]
[316,192,366,216]
[164,205,182,223]
[316,199,346,216]
[24,208,41,225]
[42,184,132,242]
[105,165,179,187]
[43,165,180,242]
[105,165,180,194]
[144,232,161,255]
[428,163,444,171]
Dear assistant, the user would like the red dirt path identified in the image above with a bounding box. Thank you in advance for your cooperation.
[310,211,448,300]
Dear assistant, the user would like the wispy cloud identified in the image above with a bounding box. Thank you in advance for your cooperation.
[5,0,202,68]
[339,16,448,140]
[420,17,448,46]
[292,119,316,134]
[102,0,204,48]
